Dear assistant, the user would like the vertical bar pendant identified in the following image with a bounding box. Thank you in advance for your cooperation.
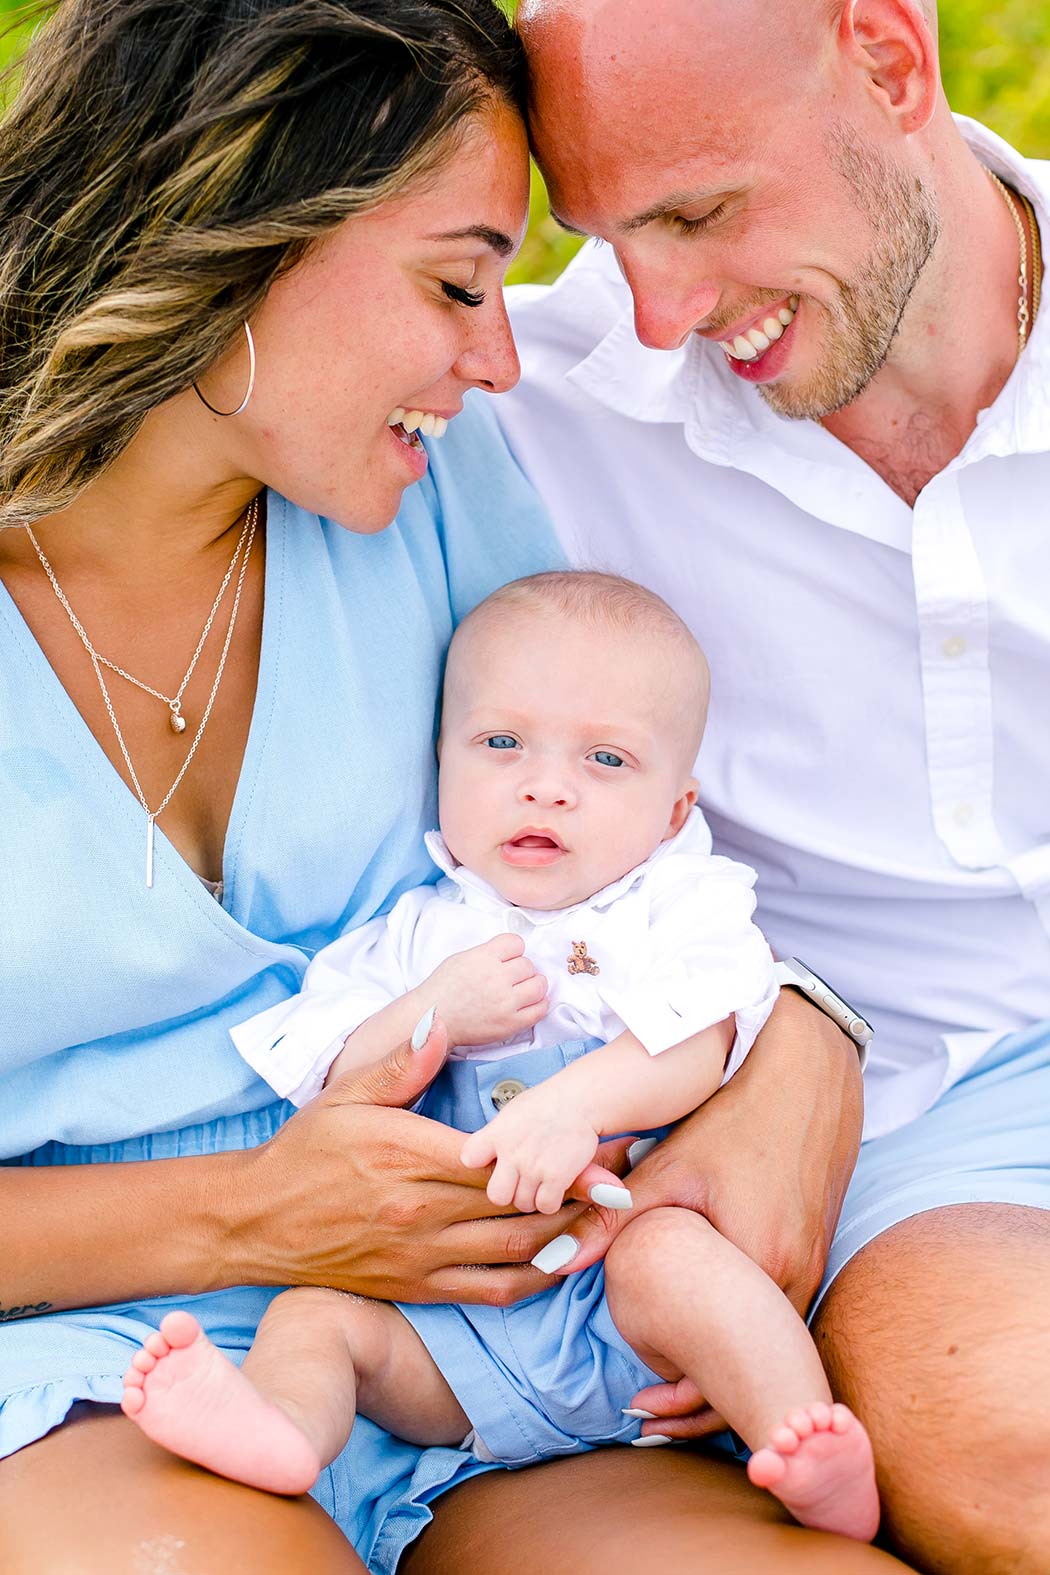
[146,814,155,889]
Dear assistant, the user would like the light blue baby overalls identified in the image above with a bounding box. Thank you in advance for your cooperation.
[0,396,563,1573]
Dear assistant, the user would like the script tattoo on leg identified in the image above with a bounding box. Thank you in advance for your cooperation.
[0,1299,53,1321]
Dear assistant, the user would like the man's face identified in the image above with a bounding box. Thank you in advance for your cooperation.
[521,0,940,421]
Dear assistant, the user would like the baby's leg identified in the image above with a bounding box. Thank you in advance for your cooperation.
[604,1208,879,1542]
[121,1288,468,1496]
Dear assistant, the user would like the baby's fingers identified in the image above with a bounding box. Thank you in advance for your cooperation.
[487,1157,521,1209]
[460,1128,497,1171]
[513,975,548,1010]
[570,1160,634,1212]
[534,1177,569,1215]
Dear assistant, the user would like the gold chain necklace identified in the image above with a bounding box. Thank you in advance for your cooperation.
[27,496,259,887]
[986,168,1043,357]
[27,508,252,735]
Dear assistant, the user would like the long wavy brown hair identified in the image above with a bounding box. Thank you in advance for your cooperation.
[0,0,523,529]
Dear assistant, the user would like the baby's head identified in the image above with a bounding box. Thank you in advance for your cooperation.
[438,571,710,910]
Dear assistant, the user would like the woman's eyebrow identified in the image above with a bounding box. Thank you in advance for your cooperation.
[425,225,515,256]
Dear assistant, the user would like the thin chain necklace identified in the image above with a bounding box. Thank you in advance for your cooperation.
[26,496,259,887]
[986,168,1043,357]
[27,507,253,735]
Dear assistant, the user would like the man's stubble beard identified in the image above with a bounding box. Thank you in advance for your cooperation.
[760,126,941,422]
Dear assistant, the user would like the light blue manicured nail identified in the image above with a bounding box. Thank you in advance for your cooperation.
[530,1235,578,1274]
[622,1408,657,1419]
[627,1137,658,1168]
[631,1434,674,1447]
[589,1183,634,1210]
[410,1006,436,1051]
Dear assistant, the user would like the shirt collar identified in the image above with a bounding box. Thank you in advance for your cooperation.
[423,808,713,924]
[565,118,1050,535]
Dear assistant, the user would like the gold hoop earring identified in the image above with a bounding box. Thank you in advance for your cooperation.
[194,320,256,417]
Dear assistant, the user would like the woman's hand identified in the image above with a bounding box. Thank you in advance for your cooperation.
[530,990,865,1437]
[231,1016,622,1306]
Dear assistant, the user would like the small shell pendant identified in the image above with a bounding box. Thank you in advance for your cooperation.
[169,707,187,734]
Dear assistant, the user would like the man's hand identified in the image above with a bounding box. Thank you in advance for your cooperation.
[527,990,864,1437]
[426,935,548,1047]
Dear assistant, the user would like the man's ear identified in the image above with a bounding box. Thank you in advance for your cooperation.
[838,0,940,135]
[663,777,699,841]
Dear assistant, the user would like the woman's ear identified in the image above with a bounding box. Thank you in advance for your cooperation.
[838,0,940,135]
[663,777,699,841]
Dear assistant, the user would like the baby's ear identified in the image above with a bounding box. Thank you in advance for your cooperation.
[663,777,699,840]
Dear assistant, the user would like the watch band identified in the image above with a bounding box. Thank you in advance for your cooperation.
[774,957,873,1068]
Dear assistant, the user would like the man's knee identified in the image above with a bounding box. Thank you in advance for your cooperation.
[813,1206,1050,1574]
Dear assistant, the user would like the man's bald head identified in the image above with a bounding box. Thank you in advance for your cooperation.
[516,0,950,422]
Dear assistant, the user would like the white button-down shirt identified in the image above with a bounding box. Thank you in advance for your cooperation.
[231,810,778,1108]
[497,119,1050,1141]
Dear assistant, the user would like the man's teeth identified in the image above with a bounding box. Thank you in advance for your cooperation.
[386,407,449,438]
[721,297,799,362]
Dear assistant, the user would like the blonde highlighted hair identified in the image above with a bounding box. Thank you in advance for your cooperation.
[0,0,523,529]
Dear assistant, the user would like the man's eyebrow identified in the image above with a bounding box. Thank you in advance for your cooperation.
[425,225,515,257]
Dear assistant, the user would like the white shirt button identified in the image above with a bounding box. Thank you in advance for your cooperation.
[504,910,532,936]
[953,802,975,827]
[941,635,967,659]
[491,1078,527,1110]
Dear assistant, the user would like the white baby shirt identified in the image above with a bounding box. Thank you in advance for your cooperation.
[231,809,779,1107]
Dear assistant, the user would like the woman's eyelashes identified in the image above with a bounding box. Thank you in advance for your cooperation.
[442,280,486,308]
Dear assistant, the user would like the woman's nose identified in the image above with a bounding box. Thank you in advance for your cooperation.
[455,295,521,395]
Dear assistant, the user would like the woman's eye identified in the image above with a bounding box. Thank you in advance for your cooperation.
[591,750,625,768]
[486,735,519,750]
[442,281,486,308]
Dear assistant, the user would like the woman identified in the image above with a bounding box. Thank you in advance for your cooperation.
[0,2,898,1570]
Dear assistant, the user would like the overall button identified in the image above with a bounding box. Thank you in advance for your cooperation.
[491,1078,527,1110]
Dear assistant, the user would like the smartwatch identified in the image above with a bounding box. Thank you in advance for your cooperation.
[773,957,873,1067]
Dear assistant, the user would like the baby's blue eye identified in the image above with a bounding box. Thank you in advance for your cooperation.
[591,751,625,768]
[486,735,519,750]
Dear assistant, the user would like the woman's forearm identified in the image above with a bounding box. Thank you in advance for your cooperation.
[0,1149,255,1318]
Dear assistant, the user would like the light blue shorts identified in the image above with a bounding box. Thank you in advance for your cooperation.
[817,1017,1050,1305]
[401,1039,663,1466]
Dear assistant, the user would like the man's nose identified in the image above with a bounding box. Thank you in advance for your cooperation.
[617,249,721,352]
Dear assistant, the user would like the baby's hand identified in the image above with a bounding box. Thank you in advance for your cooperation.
[427,936,548,1048]
[460,1084,609,1215]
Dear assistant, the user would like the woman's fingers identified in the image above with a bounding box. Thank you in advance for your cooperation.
[422,1262,553,1305]
[630,1375,707,1418]
[438,1199,586,1263]
[325,1014,449,1110]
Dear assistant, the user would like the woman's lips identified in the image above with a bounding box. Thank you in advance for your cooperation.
[500,834,566,868]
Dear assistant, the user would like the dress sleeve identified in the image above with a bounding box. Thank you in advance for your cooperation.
[599,855,779,1083]
[228,905,415,1107]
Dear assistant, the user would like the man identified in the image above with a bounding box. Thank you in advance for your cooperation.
[495,1,1050,1570]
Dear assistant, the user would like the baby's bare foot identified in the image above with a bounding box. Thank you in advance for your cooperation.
[120,1310,321,1496]
[747,1402,880,1542]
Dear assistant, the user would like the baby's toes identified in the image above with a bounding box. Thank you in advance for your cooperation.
[786,1408,815,1439]
[131,1348,157,1374]
[807,1401,833,1431]
[770,1424,801,1454]
[143,1331,170,1360]
[747,1447,789,1489]
[831,1402,856,1434]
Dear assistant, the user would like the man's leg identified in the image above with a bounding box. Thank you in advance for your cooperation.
[814,1203,1050,1575]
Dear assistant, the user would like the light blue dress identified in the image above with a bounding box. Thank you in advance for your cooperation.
[0,395,562,1572]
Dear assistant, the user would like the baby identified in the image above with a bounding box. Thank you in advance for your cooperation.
[120,571,879,1543]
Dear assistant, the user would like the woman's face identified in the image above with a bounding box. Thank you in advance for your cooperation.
[225,101,530,531]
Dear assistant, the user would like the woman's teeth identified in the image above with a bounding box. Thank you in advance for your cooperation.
[386,407,449,440]
[721,297,799,362]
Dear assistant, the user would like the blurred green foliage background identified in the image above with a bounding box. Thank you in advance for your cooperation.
[2,0,1048,286]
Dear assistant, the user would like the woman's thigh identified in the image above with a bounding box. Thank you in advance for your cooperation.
[0,1405,364,1575]
[402,1447,914,1574]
